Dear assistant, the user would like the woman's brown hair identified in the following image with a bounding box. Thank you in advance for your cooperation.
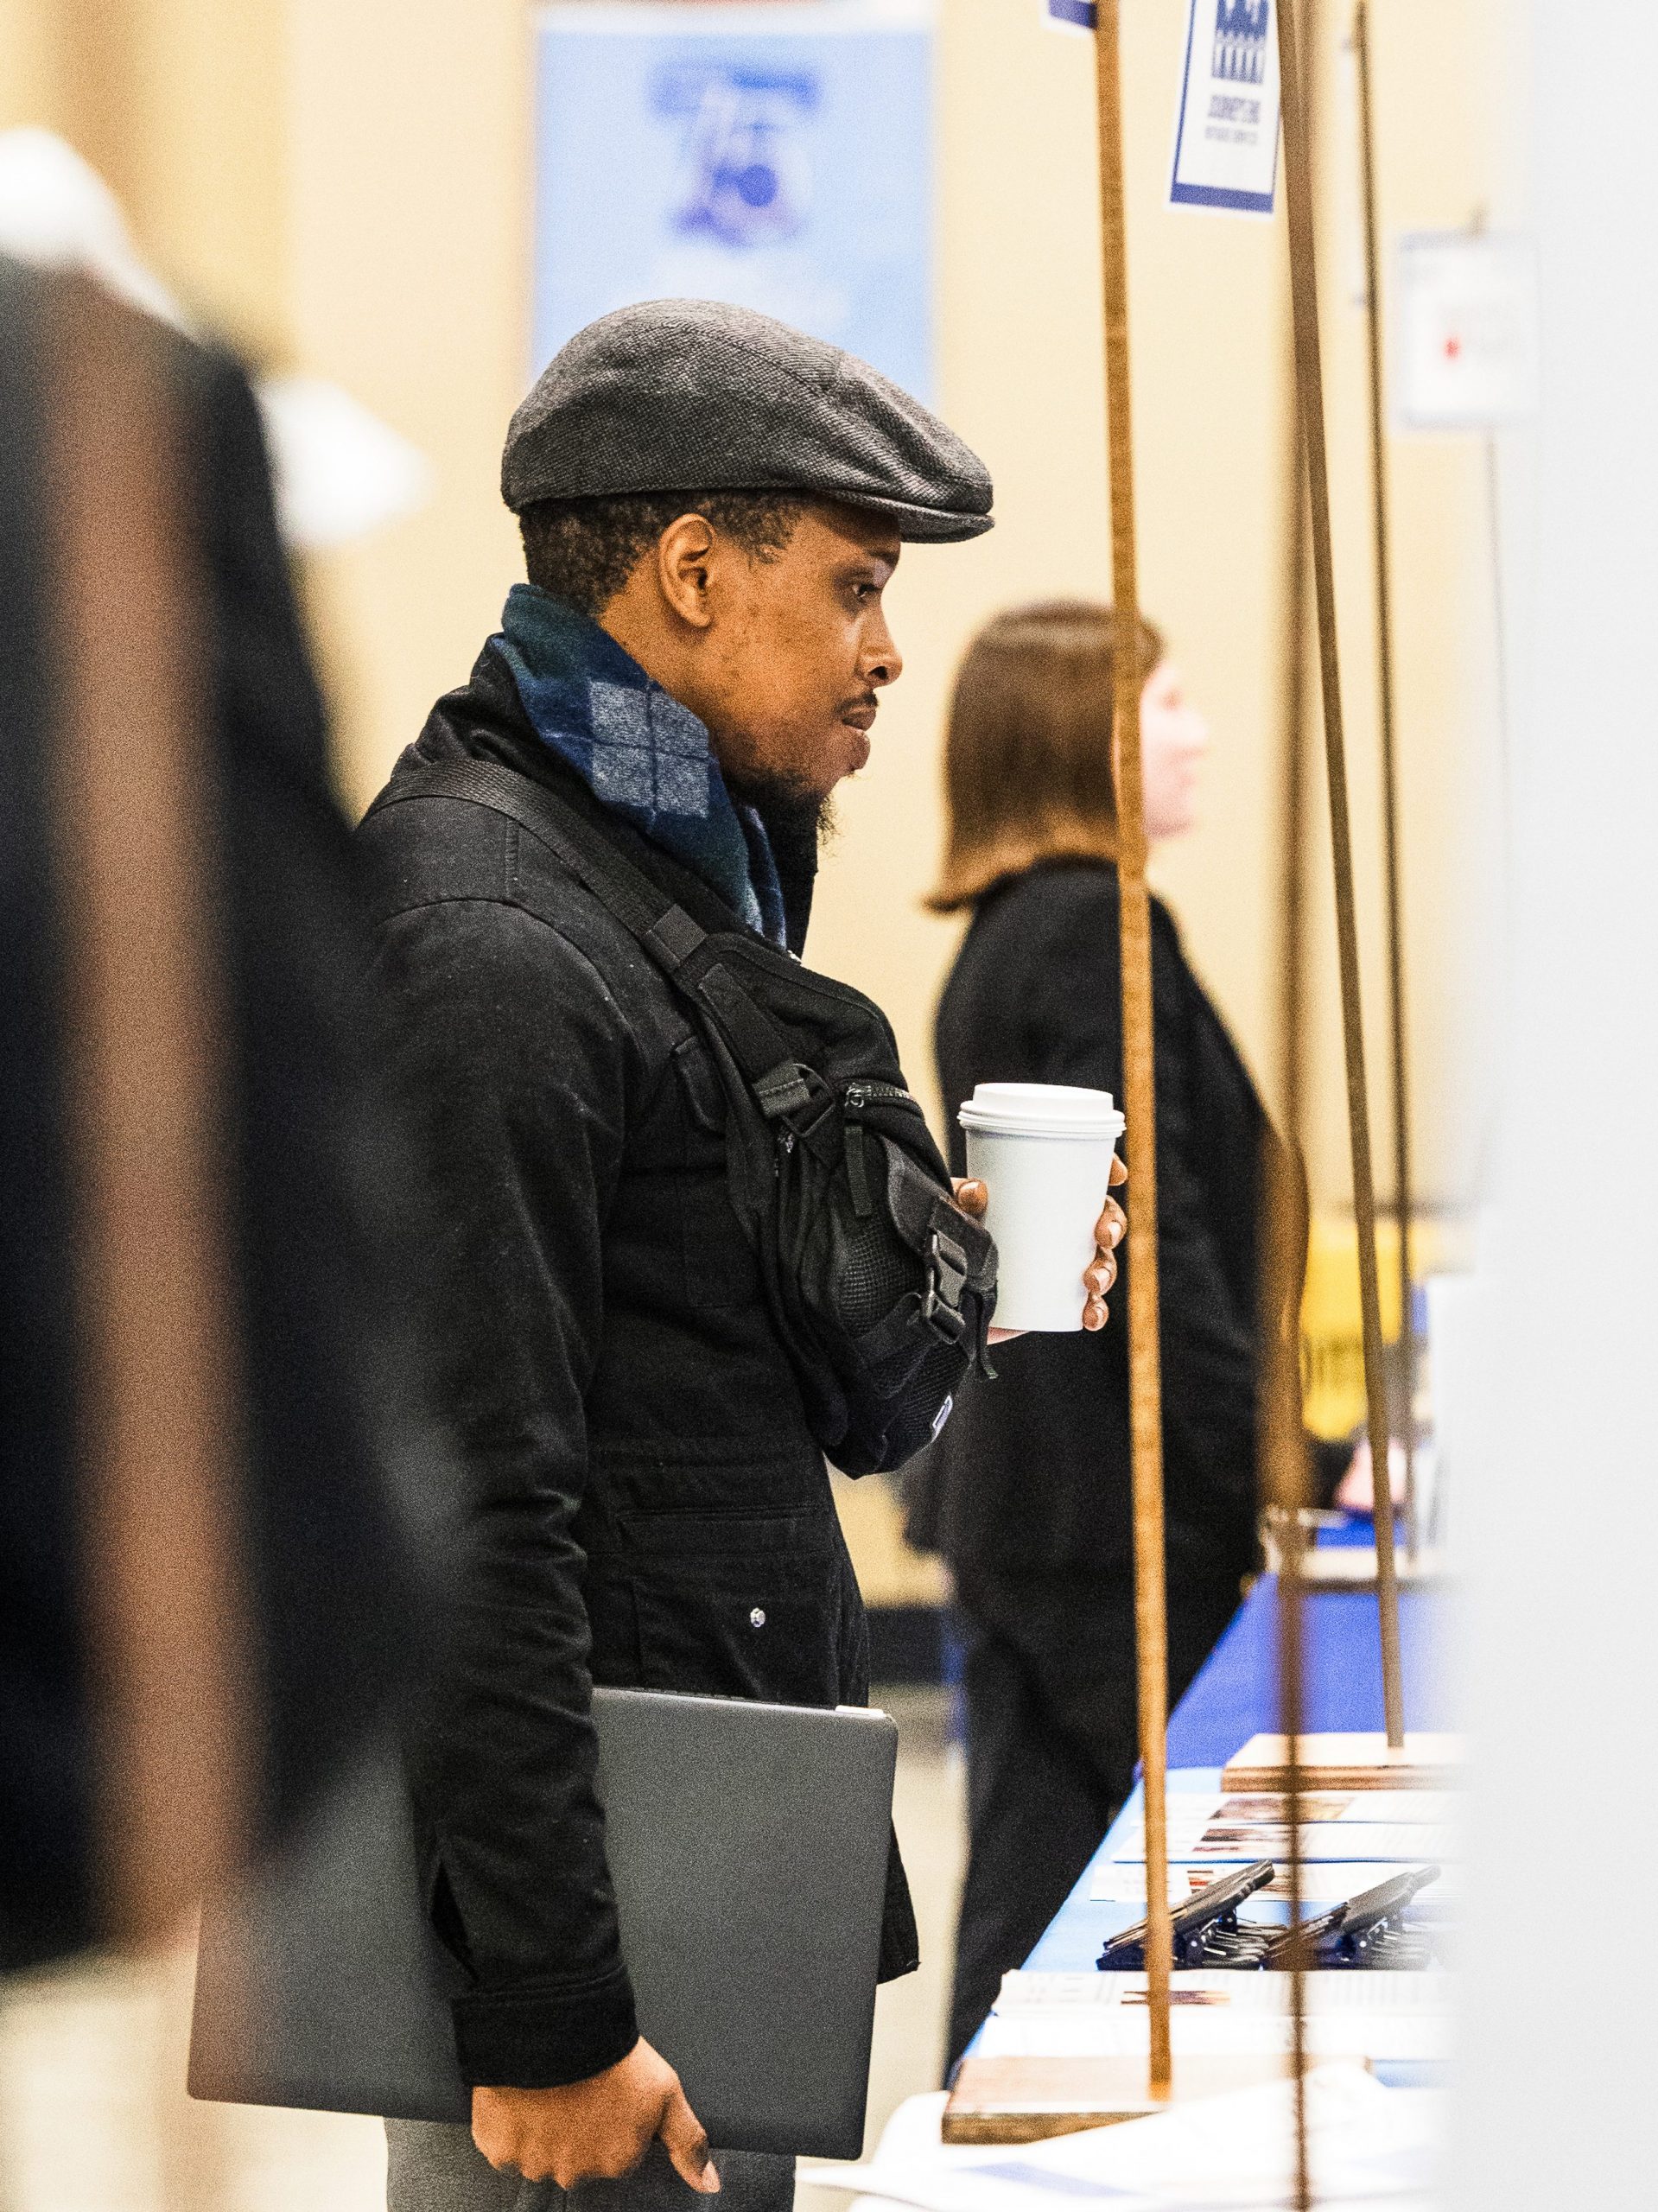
[926,600,1165,912]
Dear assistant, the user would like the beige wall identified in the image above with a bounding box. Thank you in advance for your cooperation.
[283,0,533,785]
[2,0,289,353]
[2,0,1511,1215]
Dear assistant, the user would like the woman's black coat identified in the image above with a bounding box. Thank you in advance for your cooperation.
[909,859,1273,1590]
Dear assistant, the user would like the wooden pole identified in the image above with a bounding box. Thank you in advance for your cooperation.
[1354,0,1418,1556]
[1261,1142,1312,2212]
[1268,12,1319,2186]
[1092,0,1172,2094]
[1276,1517,1311,2212]
[1275,0,1320,1153]
[1276,442,1312,1148]
[1274,0,1406,1744]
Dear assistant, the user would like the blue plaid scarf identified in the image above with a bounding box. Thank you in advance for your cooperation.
[495,586,786,945]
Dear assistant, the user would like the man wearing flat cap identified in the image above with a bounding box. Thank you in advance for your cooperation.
[362,302,1116,2211]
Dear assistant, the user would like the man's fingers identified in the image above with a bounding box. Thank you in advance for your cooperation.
[1096,1200,1126,1249]
[472,2128,514,2176]
[659,2086,721,2196]
[1109,1151,1128,1185]
[952,1177,988,1218]
[1084,1256,1115,1298]
[1083,1296,1109,1332]
[468,2097,518,2174]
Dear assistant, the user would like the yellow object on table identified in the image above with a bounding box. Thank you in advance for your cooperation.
[1299,1214,1456,1442]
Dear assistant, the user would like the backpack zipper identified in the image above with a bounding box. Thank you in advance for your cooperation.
[842,1081,924,1218]
[843,1079,922,1116]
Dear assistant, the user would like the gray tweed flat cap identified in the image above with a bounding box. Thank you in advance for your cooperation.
[502,299,993,543]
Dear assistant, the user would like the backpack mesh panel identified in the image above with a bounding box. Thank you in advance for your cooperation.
[835,1211,922,1337]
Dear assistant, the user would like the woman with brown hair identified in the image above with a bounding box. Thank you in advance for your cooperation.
[909,601,1347,2073]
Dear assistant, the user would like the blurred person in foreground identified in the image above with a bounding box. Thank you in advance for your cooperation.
[360,305,1123,2212]
[908,602,1352,2073]
[0,257,430,1976]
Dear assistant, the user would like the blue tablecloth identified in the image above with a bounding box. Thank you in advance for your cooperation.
[1011,1567,1450,1979]
[1166,1574,1447,1768]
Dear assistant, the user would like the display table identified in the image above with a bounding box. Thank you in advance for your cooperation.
[828,1560,1453,2185]
[1005,1566,1452,1980]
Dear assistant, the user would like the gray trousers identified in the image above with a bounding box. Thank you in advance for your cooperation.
[385,2121,795,2212]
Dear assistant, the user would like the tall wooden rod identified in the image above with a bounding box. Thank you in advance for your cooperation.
[1274,0,1406,1743]
[1092,0,1172,2093]
[1261,1143,1312,2212]
[1276,1516,1312,2212]
[1274,0,1320,1153]
[1354,0,1418,1556]
[1276,429,1311,1147]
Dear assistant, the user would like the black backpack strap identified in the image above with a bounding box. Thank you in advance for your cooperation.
[366,759,813,1117]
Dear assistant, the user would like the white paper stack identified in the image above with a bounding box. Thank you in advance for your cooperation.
[804,2065,1442,2210]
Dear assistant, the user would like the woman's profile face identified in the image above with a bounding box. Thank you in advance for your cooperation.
[1136,658,1210,842]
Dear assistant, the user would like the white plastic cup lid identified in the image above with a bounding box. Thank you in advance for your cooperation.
[958,1081,1125,1141]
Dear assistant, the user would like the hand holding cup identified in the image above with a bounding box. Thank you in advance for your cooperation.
[954,1153,1126,1339]
[953,1083,1129,1338]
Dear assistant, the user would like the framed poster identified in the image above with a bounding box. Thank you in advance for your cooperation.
[1168,0,1280,217]
[531,0,935,397]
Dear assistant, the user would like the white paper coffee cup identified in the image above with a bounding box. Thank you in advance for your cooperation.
[959,1083,1125,1334]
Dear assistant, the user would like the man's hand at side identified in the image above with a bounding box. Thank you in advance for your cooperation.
[473,2039,720,2194]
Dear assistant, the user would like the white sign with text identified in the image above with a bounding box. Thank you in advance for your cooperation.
[1394,231,1540,430]
[1170,0,1280,216]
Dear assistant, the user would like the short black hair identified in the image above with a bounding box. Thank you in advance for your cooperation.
[518,490,809,619]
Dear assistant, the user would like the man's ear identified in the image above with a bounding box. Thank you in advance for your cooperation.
[653,512,720,632]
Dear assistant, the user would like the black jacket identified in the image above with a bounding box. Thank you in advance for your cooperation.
[359,648,915,2092]
[909,860,1274,1590]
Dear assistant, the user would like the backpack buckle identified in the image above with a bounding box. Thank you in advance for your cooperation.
[922,1224,970,1344]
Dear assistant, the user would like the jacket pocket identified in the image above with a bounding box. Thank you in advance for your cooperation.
[618,1505,845,1707]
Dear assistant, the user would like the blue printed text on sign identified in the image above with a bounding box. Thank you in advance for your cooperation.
[1169,0,1280,216]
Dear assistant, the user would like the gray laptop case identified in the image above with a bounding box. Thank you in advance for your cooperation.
[189,1688,898,2159]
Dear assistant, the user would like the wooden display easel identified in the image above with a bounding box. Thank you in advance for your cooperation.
[945,3,1413,2160]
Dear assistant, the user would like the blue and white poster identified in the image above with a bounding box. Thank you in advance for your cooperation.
[531,1,935,397]
[1168,0,1280,217]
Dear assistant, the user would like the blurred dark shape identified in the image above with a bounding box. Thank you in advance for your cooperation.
[0,257,435,1974]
